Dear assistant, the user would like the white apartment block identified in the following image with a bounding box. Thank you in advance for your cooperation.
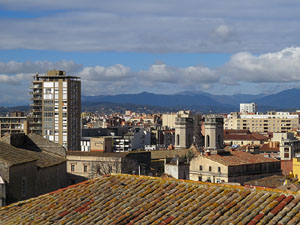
[240,102,257,113]
[224,112,299,133]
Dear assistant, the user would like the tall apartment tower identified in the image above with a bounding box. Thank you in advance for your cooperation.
[30,70,81,150]
[204,115,224,150]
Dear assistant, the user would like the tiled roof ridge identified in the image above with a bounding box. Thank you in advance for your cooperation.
[1,174,299,212]
[0,178,95,210]
[110,174,300,195]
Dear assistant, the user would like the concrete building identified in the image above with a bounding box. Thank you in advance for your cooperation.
[114,128,151,152]
[0,112,29,137]
[162,113,177,129]
[66,151,151,184]
[80,137,91,151]
[224,129,269,146]
[189,150,281,184]
[164,157,189,179]
[30,70,81,150]
[240,102,257,113]
[272,132,300,160]
[162,111,194,129]
[90,137,113,152]
[224,111,299,133]
[80,136,113,152]
[162,129,175,148]
[0,133,66,205]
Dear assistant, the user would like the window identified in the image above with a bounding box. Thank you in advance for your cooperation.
[198,176,202,181]
[199,165,202,171]
[218,167,221,173]
[209,166,212,172]
[177,134,180,146]
[84,164,88,172]
[206,135,210,147]
[97,165,100,173]
[71,164,75,172]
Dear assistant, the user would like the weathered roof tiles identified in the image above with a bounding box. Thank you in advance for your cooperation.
[0,174,300,224]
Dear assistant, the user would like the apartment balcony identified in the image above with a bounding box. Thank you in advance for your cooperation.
[30,103,42,107]
[30,115,42,118]
[30,120,42,125]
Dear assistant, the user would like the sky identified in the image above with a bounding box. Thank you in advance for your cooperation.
[1,1,300,105]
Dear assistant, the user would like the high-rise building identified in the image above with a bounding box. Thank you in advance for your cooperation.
[240,102,257,113]
[30,70,81,150]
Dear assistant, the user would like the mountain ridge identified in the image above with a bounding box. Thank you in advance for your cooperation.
[2,88,300,113]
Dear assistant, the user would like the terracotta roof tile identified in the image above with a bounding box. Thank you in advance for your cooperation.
[0,174,300,224]
[203,150,279,166]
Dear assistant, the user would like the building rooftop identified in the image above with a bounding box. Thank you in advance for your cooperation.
[0,134,66,168]
[260,143,280,152]
[67,151,131,158]
[224,130,269,141]
[203,150,279,166]
[244,175,300,191]
[1,174,300,224]
[0,141,38,166]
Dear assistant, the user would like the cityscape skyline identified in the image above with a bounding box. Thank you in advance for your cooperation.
[1,1,300,105]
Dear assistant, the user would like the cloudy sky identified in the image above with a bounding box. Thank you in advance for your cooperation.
[1,0,300,105]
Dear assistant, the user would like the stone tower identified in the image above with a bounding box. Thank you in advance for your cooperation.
[204,114,224,150]
[175,117,194,149]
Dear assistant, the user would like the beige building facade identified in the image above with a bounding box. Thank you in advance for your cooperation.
[30,70,81,150]
[272,133,300,160]
[224,112,299,133]
[189,151,281,184]
[90,137,113,152]
[66,151,151,184]
[0,113,28,137]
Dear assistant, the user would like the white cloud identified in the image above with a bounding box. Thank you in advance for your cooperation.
[220,47,300,83]
[3,1,300,53]
[139,63,219,86]
[0,73,26,85]
[0,60,81,74]
[79,64,131,81]
[3,47,300,105]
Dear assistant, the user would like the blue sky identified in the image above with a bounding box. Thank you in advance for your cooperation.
[1,1,300,106]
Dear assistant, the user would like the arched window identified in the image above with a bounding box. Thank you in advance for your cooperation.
[177,134,180,146]
[206,135,210,147]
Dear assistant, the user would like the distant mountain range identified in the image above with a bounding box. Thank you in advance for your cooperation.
[2,88,300,114]
[81,88,300,113]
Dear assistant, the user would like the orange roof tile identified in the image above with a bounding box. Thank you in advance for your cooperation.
[203,150,279,166]
[0,174,300,224]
